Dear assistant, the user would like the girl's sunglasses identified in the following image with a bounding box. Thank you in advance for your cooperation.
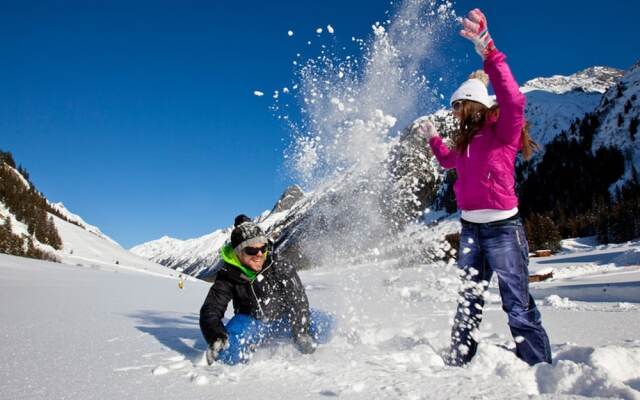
[452,101,463,112]
[243,245,267,256]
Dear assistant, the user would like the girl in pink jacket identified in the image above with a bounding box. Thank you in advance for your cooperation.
[417,9,551,366]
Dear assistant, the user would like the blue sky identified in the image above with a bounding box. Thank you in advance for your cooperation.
[1,0,638,248]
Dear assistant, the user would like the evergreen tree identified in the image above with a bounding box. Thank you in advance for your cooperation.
[0,150,16,168]
[630,117,638,141]
[0,148,64,260]
[624,100,633,114]
[524,213,561,252]
[0,216,25,256]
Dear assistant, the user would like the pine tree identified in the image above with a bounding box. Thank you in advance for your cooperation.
[0,216,11,252]
[0,150,16,168]
[1,148,65,260]
[524,214,561,252]
[624,100,633,114]
[630,117,639,141]
[46,216,63,250]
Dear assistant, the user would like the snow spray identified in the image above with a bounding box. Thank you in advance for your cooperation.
[279,0,458,266]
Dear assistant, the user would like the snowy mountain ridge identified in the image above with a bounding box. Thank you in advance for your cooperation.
[130,208,292,276]
[0,158,174,277]
[50,201,119,246]
[521,66,623,95]
[130,229,229,274]
[1,163,31,189]
[591,61,640,187]
[522,66,624,147]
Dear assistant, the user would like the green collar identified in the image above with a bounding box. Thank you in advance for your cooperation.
[220,244,257,280]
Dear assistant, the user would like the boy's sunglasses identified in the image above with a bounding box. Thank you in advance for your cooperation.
[243,245,267,256]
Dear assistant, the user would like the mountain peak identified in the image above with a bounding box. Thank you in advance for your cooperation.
[522,66,623,95]
[271,184,305,213]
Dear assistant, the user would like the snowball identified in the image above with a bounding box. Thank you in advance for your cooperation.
[287,30,294,37]
[372,24,386,36]
[151,366,169,375]
[192,374,209,385]
[253,91,264,97]
[352,382,366,392]
[544,294,576,308]
[327,25,334,34]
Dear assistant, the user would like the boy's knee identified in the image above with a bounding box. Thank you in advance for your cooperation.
[309,310,336,344]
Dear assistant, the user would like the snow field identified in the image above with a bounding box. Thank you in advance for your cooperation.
[2,234,640,399]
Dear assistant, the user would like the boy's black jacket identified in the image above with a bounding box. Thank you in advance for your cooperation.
[199,249,310,345]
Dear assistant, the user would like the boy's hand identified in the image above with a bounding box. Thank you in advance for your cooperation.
[295,334,316,354]
[205,337,229,365]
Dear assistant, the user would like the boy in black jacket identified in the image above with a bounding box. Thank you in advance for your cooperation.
[199,215,334,365]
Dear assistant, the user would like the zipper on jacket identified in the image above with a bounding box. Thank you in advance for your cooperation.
[249,258,275,320]
[250,284,266,319]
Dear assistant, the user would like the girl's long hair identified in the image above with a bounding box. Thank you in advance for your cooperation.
[453,72,538,160]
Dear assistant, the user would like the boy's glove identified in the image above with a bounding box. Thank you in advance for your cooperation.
[459,8,496,59]
[205,337,229,365]
[295,334,316,354]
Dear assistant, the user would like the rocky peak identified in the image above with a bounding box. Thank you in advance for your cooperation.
[271,185,305,213]
[522,66,623,95]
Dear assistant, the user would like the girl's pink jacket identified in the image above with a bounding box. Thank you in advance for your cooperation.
[429,50,526,211]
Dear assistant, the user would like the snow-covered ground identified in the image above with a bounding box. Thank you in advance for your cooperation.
[529,237,640,304]
[2,236,639,400]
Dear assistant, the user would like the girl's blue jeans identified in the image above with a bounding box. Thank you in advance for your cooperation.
[449,217,552,366]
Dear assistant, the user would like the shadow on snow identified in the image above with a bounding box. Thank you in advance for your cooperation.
[128,310,211,362]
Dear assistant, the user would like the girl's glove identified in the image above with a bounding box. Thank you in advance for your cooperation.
[411,116,437,141]
[460,8,496,59]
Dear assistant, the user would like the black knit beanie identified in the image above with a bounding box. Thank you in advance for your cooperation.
[230,214,267,250]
